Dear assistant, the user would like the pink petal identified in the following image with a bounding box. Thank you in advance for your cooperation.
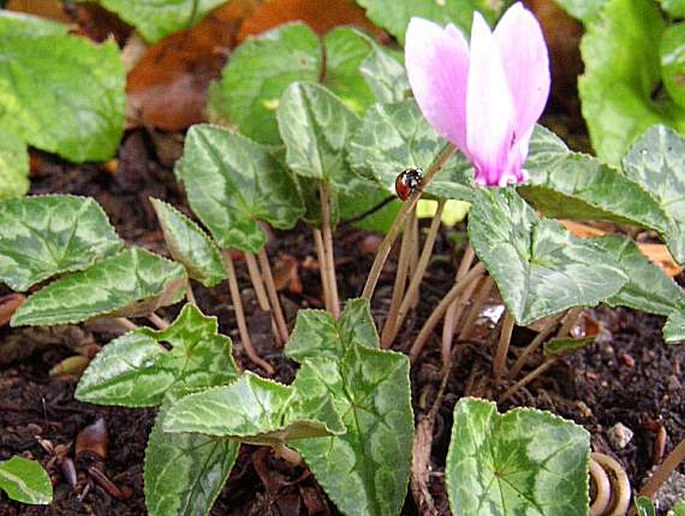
[466,12,516,186]
[494,3,550,141]
[405,17,470,153]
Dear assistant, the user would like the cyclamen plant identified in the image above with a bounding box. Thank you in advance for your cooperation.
[1,3,684,515]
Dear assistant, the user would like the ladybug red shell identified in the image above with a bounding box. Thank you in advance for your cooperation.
[395,167,424,201]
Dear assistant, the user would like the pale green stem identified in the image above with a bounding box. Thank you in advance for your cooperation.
[362,143,457,301]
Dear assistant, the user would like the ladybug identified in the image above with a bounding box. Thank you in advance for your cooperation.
[395,166,423,201]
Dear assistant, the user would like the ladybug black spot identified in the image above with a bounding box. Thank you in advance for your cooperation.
[394,167,424,201]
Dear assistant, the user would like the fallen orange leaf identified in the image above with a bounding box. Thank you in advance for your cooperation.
[237,0,381,42]
[126,0,261,131]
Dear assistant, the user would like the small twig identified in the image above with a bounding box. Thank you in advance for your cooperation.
[556,306,584,338]
[499,358,557,403]
[114,317,139,332]
[381,212,415,348]
[457,275,495,340]
[320,183,340,319]
[147,312,170,330]
[492,312,515,384]
[362,143,457,301]
[384,200,446,348]
[223,251,275,375]
[312,227,332,313]
[441,245,477,362]
[509,313,563,379]
[410,262,486,363]
[186,284,197,305]
[639,438,685,499]
[258,248,289,345]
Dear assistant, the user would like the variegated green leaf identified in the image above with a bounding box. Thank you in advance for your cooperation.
[622,126,685,265]
[0,456,52,505]
[664,311,685,343]
[163,372,344,445]
[359,47,408,104]
[290,344,413,516]
[592,235,685,316]
[522,126,670,233]
[144,397,239,516]
[11,247,186,327]
[0,195,123,291]
[150,198,226,287]
[277,82,360,193]
[468,188,627,325]
[285,298,378,363]
[75,304,238,407]
[175,124,304,253]
[446,398,590,515]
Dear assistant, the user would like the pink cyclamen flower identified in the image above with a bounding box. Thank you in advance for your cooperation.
[405,3,550,187]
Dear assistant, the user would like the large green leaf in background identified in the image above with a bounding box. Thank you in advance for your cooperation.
[661,23,685,109]
[0,12,125,162]
[11,247,186,326]
[0,456,52,505]
[278,82,360,194]
[660,0,685,16]
[622,125,685,264]
[208,24,402,144]
[348,99,475,201]
[468,188,627,325]
[175,124,304,253]
[284,300,413,516]
[552,0,608,24]
[521,126,669,233]
[150,198,227,288]
[77,0,226,43]
[446,398,590,515]
[76,304,238,406]
[579,0,685,164]
[145,397,239,516]
[163,372,345,444]
[0,130,29,199]
[355,0,505,45]
[0,195,123,292]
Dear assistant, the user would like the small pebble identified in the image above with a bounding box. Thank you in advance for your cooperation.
[607,422,634,449]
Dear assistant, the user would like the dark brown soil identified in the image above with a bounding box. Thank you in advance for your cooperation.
[1,129,683,515]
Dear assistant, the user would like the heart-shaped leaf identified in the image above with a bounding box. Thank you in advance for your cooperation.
[11,247,186,327]
[0,130,29,199]
[521,126,670,234]
[285,298,378,363]
[446,398,590,515]
[592,235,685,316]
[175,124,304,253]
[347,99,475,201]
[75,0,226,43]
[208,24,391,144]
[0,195,123,292]
[622,125,685,264]
[0,456,52,505]
[150,198,227,288]
[0,12,125,162]
[289,344,413,516]
[578,0,685,164]
[163,372,345,445]
[277,82,361,193]
[468,188,627,325]
[75,304,238,407]
[144,397,239,516]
